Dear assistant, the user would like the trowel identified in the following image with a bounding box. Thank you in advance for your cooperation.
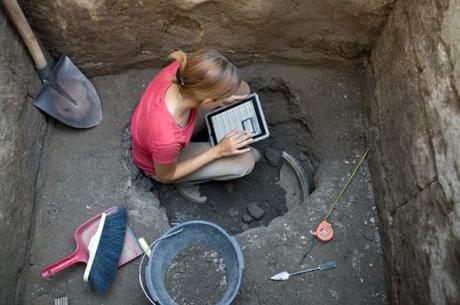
[270,261,336,281]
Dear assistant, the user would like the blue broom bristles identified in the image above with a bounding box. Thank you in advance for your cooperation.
[89,208,128,293]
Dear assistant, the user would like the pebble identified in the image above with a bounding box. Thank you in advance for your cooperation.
[369,217,375,224]
[369,263,374,268]
[246,203,265,220]
[264,147,282,167]
[227,208,239,217]
[242,214,253,223]
[363,220,368,226]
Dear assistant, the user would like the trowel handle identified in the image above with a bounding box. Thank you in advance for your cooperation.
[291,261,337,277]
[3,0,47,70]
[319,261,337,271]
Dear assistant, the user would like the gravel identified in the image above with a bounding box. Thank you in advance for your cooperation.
[165,243,227,305]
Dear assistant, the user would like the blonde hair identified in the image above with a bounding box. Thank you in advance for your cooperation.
[169,48,241,102]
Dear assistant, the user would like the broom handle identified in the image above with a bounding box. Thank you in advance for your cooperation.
[41,252,84,278]
[3,0,47,69]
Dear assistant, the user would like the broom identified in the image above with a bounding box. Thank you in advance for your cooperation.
[83,207,128,293]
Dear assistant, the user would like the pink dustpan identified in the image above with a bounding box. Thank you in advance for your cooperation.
[42,207,142,278]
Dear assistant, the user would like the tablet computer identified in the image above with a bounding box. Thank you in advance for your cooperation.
[205,93,270,146]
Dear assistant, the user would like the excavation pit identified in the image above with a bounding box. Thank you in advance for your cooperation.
[10,62,385,305]
[3,2,459,305]
[152,78,317,233]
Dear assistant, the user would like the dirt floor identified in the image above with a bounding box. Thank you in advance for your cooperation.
[21,63,386,305]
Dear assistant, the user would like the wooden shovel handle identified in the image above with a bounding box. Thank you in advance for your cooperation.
[3,0,47,69]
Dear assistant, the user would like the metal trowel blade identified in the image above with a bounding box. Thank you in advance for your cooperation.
[270,271,290,281]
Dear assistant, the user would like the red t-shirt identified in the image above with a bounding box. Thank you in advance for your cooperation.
[130,61,197,176]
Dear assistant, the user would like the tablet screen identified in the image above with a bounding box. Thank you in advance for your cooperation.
[210,100,262,142]
[206,93,269,145]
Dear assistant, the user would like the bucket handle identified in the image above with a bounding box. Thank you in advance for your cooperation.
[138,229,184,305]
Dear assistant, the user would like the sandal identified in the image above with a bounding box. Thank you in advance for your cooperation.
[175,184,207,204]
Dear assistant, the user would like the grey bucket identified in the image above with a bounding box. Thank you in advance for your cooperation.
[144,221,245,305]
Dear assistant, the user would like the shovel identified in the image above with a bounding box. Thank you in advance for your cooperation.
[3,0,102,128]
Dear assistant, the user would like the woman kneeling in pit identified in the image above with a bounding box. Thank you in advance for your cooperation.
[130,48,260,203]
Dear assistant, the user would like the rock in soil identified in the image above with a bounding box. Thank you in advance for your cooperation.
[242,213,253,223]
[165,243,227,305]
[227,208,239,217]
[246,203,265,220]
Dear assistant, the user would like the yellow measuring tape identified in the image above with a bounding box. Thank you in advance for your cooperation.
[300,149,370,264]
[314,149,369,241]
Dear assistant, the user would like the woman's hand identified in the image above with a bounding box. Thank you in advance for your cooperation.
[222,94,248,106]
[214,129,253,158]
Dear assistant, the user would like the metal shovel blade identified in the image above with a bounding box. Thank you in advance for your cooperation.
[33,56,102,128]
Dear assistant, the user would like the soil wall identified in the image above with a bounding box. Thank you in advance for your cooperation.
[362,0,460,304]
[0,8,47,305]
[20,0,394,75]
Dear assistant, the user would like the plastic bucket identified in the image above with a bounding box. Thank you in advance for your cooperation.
[144,221,245,305]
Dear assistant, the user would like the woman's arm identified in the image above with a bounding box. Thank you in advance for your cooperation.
[155,129,253,183]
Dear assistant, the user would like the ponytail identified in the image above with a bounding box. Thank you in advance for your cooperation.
[169,50,187,73]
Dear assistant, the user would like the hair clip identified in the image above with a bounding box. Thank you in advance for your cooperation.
[176,68,185,86]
